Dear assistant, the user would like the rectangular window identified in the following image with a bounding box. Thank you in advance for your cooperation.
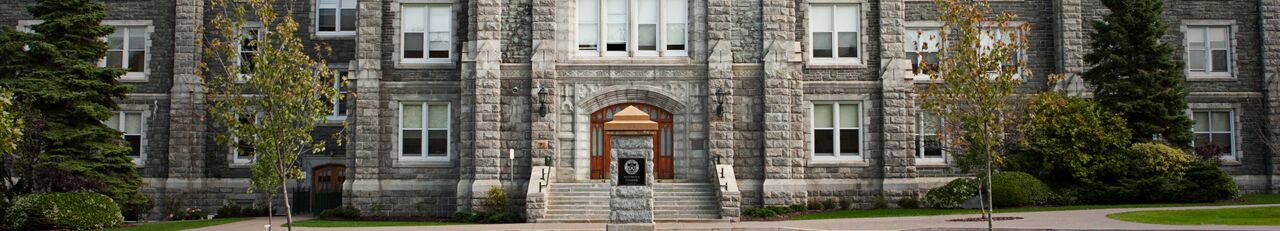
[402,4,452,62]
[232,115,257,164]
[238,26,261,77]
[1186,26,1230,75]
[318,0,356,33]
[809,4,859,60]
[105,26,147,79]
[577,0,687,57]
[905,28,941,78]
[106,111,144,163]
[916,112,944,161]
[980,28,1022,77]
[328,71,349,118]
[401,102,450,160]
[812,102,861,159]
[1193,111,1234,159]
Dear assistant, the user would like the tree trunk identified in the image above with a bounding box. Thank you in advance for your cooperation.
[281,170,294,230]
[986,147,994,230]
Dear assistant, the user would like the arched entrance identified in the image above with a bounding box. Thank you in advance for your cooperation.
[310,164,345,214]
[590,103,674,180]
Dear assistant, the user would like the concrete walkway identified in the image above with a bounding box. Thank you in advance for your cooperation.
[193,204,1280,231]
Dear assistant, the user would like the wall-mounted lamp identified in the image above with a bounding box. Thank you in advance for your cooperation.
[536,86,549,117]
[714,88,728,118]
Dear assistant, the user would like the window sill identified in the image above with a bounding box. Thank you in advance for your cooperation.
[805,62,868,69]
[1187,75,1235,81]
[314,32,357,40]
[120,73,147,82]
[325,115,348,124]
[229,162,251,168]
[393,159,452,168]
[916,160,947,167]
[395,62,456,70]
[566,56,694,65]
[1218,158,1242,166]
[809,158,867,167]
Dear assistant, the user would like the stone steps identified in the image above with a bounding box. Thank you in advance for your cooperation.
[540,183,724,223]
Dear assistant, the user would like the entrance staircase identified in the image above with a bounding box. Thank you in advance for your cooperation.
[540,182,723,223]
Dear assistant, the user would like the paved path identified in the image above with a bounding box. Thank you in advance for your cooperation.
[194,204,1280,231]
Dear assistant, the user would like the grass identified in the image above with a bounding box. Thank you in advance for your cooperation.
[790,194,1280,220]
[286,219,460,228]
[103,217,252,231]
[1107,206,1280,226]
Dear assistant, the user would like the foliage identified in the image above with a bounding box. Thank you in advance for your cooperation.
[481,186,508,213]
[840,198,855,210]
[0,89,20,156]
[809,201,825,210]
[1008,93,1131,187]
[102,217,252,231]
[0,0,149,217]
[896,197,920,209]
[449,211,521,224]
[1070,160,1237,204]
[1178,160,1240,202]
[790,203,808,212]
[167,208,207,221]
[1082,0,1193,147]
[1128,142,1195,177]
[990,171,1057,207]
[202,0,343,227]
[870,197,887,209]
[824,199,839,210]
[3,192,125,230]
[741,207,780,217]
[318,206,361,219]
[213,202,268,218]
[922,178,978,209]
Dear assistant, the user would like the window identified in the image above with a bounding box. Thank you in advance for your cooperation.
[106,111,144,164]
[401,4,452,63]
[105,26,147,80]
[400,103,450,161]
[576,0,687,57]
[317,0,357,34]
[1193,111,1234,159]
[916,112,944,162]
[809,4,860,62]
[980,28,1022,77]
[232,115,258,164]
[237,26,262,78]
[1186,26,1230,76]
[905,27,941,78]
[811,102,861,159]
[327,71,349,119]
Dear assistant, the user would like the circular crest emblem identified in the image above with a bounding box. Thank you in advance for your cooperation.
[624,159,640,175]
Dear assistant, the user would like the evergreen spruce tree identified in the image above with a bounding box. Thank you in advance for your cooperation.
[1083,0,1194,147]
[0,0,150,216]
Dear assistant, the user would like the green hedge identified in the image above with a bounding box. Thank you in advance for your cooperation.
[922,178,978,209]
[3,192,124,230]
[991,171,1057,207]
[318,206,361,219]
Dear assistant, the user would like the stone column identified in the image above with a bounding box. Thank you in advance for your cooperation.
[347,0,384,211]
[605,106,658,231]
[530,0,558,168]
[1053,0,1088,95]
[1263,0,1280,194]
[706,0,739,218]
[461,0,505,211]
[761,0,807,206]
[879,0,917,198]
[168,0,205,180]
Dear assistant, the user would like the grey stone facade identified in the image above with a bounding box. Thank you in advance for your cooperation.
[2,0,1279,220]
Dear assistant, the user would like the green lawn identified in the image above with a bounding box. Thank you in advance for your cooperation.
[287,219,459,228]
[791,194,1280,220]
[1107,206,1280,226]
[103,218,252,231]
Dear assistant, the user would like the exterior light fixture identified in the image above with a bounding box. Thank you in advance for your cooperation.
[714,88,728,118]
[537,86,549,117]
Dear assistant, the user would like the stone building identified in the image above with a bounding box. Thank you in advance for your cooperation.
[3,0,1279,222]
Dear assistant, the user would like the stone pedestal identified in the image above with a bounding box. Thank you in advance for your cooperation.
[604,106,657,231]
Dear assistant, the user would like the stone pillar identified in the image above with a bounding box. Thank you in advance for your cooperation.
[347,0,384,211]
[760,0,807,207]
[461,0,505,211]
[1263,0,1280,194]
[530,0,558,168]
[604,106,658,231]
[1053,0,1089,95]
[168,0,205,180]
[879,0,917,198]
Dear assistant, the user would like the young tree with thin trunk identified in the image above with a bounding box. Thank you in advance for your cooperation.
[201,0,342,229]
[918,0,1030,229]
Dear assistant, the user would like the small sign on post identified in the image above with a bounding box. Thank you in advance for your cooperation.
[618,158,646,186]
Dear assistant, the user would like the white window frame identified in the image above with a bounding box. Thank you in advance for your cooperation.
[230,113,262,165]
[575,0,689,58]
[398,3,454,64]
[398,102,451,162]
[327,70,349,121]
[236,23,264,81]
[1182,21,1236,79]
[809,101,863,161]
[1191,109,1238,161]
[22,20,155,82]
[107,111,147,166]
[315,0,358,36]
[979,26,1025,79]
[905,23,943,80]
[915,112,945,163]
[806,3,864,65]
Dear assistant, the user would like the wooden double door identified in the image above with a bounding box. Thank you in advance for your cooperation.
[590,103,674,180]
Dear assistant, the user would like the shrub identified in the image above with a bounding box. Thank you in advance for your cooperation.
[824,199,840,210]
[3,192,125,230]
[482,186,508,213]
[1178,160,1239,202]
[1129,142,1194,177]
[1008,94,1132,187]
[170,207,207,221]
[839,198,855,210]
[922,178,978,209]
[319,206,361,219]
[896,197,920,209]
[742,207,778,217]
[213,202,266,219]
[990,171,1057,207]
[808,201,825,210]
[450,211,520,223]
